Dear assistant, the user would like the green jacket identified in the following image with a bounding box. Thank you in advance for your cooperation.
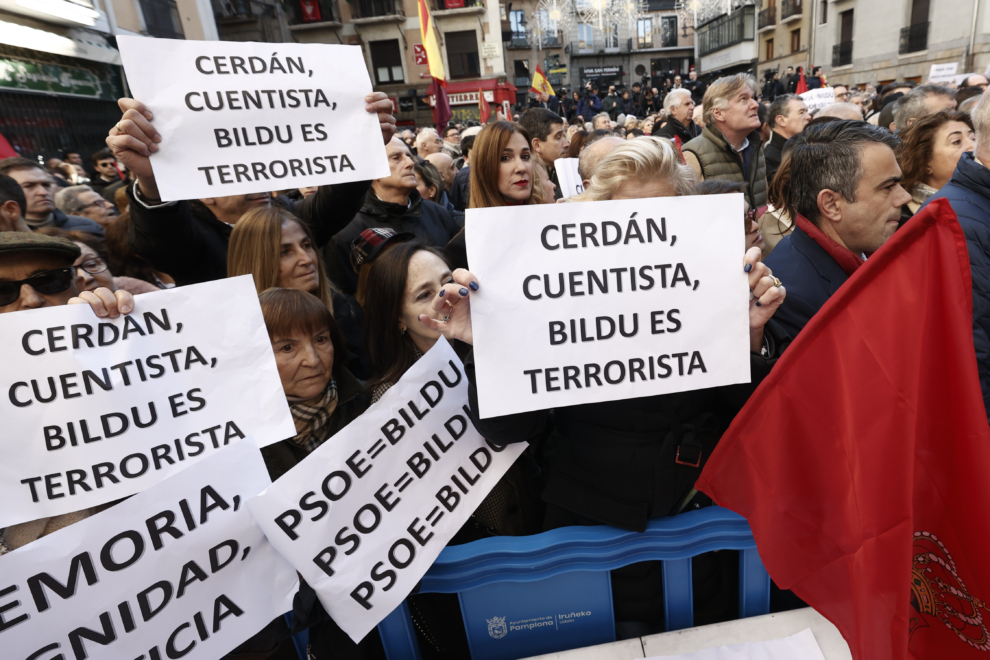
[683,125,768,208]
[261,366,369,482]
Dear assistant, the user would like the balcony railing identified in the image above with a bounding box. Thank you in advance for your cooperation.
[781,0,801,21]
[352,0,402,19]
[570,39,627,54]
[286,0,340,24]
[698,6,756,57]
[432,0,482,10]
[899,22,928,54]
[508,31,564,48]
[141,0,185,37]
[758,5,775,30]
[832,40,853,66]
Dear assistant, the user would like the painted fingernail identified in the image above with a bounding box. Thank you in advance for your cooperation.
[459,288,469,296]
[469,281,479,291]
[755,301,762,307]
[439,289,445,297]
[744,263,753,273]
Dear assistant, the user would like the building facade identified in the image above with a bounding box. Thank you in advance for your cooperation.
[695,2,756,78]
[755,0,812,81]
[0,0,218,161]
[813,0,990,87]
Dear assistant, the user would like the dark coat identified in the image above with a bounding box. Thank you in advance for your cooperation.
[685,79,707,106]
[762,79,785,102]
[602,94,621,120]
[763,222,849,339]
[325,188,463,294]
[576,94,602,121]
[48,208,105,236]
[88,175,123,196]
[764,130,788,184]
[260,367,369,482]
[449,165,471,212]
[654,117,701,145]
[127,180,370,286]
[463,331,786,533]
[923,152,990,419]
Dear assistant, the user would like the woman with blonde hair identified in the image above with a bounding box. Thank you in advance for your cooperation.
[228,205,369,377]
[572,136,696,201]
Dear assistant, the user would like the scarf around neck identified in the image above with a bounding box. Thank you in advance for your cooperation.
[287,379,338,453]
[795,214,864,277]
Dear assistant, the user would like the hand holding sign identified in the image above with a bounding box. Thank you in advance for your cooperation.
[418,268,479,345]
[68,286,135,319]
[744,246,786,350]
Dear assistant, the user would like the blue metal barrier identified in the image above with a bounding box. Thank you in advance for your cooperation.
[378,506,770,660]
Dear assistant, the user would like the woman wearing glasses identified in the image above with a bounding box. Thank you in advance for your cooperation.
[36,228,161,295]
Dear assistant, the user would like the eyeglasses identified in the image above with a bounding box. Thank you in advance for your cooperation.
[77,257,108,276]
[0,268,74,307]
[80,198,115,212]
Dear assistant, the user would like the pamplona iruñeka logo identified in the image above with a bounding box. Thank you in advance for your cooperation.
[487,616,507,639]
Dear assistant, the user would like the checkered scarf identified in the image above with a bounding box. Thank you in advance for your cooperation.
[288,379,338,453]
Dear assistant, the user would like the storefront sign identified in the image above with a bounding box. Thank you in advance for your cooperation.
[581,66,622,78]
[430,90,495,106]
[0,56,121,101]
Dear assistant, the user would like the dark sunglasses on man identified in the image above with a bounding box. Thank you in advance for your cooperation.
[0,267,75,307]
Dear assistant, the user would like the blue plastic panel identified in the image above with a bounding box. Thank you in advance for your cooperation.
[661,558,693,631]
[458,571,615,660]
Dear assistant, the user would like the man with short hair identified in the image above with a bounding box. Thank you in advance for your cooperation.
[328,136,462,293]
[682,74,768,208]
[924,93,990,419]
[442,126,461,159]
[415,128,443,156]
[577,136,623,188]
[592,112,611,130]
[55,185,118,228]
[108,94,395,286]
[602,85,621,121]
[848,94,866,115]
[88,149,123,196]
[893,84,957,132]
[576,84,602,122]
[518,108,570,199]
[832,85,849,103]
[685,70,707,106]
[816,102,865,121]
[765,94,810,183]
[449,134,475,211]
[0,174,30,233]
[765,121,910,338]
[654,89,700,145]
[960,74,989,92]
[62,151,83,167]
[0,158,104,236]
[783,66,798,94]
[425,152,458,210]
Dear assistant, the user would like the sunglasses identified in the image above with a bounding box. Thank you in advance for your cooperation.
[0,268,75,307]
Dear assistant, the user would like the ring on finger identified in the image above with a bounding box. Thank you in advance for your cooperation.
[115,122,123,135]
[772,277,782,288]
[441,300,453,323]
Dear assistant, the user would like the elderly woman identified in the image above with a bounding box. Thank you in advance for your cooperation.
[258,288,368,480]
[420,135,788,631]
[896,109,975,223]
[228,205,368,378]
[413,159,446,205]
[35,228,160,294]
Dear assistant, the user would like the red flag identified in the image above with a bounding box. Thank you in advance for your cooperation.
[430,79,451,132]
[478,89,491,124]
[696,199,990,659]
[795,66,808,95]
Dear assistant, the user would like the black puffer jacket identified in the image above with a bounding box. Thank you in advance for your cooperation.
[127,180,371,286]
[326,188,464,294]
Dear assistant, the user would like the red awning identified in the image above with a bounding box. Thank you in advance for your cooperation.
[442,78,518,105]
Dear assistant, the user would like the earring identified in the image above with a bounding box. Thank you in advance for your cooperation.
[399,326,406,334]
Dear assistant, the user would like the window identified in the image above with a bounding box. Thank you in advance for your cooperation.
[790,28,800,53]
[819,0,827,24]
[637,18,653,48]
[765,38,774,61]
[370,40,404,84]
[446,30,480,79]
[510,9,525,34]
[578,23,594,49]
[604,23,619,48]
[661,16,677,46]
[140,0,185,38]
[513,59,530,87]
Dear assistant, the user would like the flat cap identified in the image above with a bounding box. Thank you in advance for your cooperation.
[0,231,81,262]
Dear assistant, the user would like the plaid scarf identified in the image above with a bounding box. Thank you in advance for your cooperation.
[288,379,338,453]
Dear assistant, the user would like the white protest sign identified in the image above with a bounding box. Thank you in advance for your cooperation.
[466,195,751,418]
[555,157,585,199]
[248,338,525,643]
[117,36,390,202]
[929,62,959,83]
[0,438,299,660]
[799,87,835,113]
[0,275,294,528]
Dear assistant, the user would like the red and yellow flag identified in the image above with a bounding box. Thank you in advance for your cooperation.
[530,65,554,97]
[417,0,446,86]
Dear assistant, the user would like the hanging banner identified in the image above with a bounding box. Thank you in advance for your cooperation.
[117,36,390,202]
[248,338,526,643]
[0,276,295,528]
[466,195,752,418]
[0,439,299,660]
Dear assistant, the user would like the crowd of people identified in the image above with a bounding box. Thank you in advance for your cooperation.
[1,64,988,660]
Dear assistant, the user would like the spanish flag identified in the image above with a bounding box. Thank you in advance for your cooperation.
[530,65,554,97]
[417,0,446,86]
